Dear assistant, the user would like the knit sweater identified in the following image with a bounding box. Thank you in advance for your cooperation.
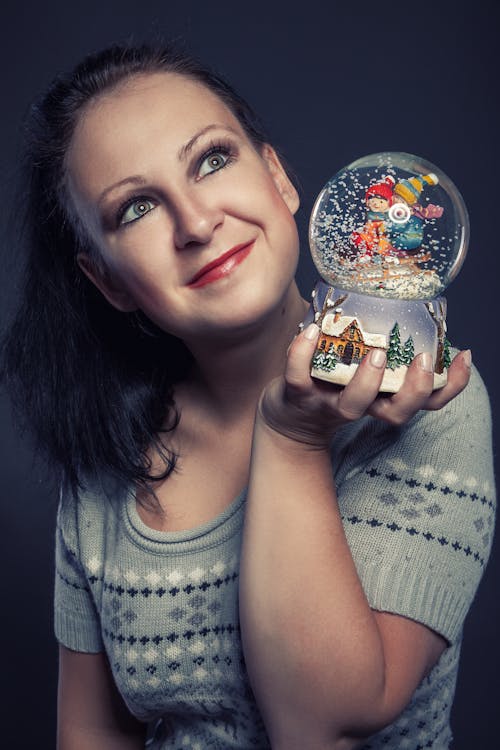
[55,366,495,749]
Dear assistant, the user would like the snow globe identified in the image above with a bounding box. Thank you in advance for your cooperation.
[307,152,469,392]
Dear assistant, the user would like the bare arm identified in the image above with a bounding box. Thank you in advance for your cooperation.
[57,645,146,750]
[239,325,470,749]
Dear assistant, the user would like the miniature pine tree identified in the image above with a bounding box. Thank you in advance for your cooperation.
[312,348,326,370]
[387,322,403,370]
[323,344,338,371]
[443,337,452,369]
[402,335,415,366]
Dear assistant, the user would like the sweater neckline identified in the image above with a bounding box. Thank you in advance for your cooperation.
[123,487,247,553]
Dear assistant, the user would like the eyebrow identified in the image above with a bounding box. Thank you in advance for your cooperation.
[98,175,148,206]
[97,123,241,206]
[178,123,239,160]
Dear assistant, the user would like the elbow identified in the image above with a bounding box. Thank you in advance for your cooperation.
[334,679,417,749]
[328,658,414,749]
[267,664,401,750]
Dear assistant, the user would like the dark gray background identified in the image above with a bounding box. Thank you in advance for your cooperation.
[0,1,498,746]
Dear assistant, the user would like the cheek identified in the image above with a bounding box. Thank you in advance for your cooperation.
[100,221,176,284]
[265,189,300,246]
[251,174,298,230]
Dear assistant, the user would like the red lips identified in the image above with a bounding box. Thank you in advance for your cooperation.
[187,241,255,288]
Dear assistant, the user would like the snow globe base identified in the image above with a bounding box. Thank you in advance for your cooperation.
[309,282,449,394]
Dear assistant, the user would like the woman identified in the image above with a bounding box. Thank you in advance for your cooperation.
[2,43,494,749]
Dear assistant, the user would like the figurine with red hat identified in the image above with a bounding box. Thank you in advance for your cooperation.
[351,175,395,257]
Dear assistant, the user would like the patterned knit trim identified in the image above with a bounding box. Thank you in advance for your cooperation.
[342,512,485,567]
[103,621,240,647]
[362,711,450,749]
[364,466,495,511]
[79,571,240,600]
[56,569,90,592]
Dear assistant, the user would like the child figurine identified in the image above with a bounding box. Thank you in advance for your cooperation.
[351,175,395,258]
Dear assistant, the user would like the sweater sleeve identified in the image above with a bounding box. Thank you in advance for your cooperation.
[333,365,495,644]
[54,489,104,653]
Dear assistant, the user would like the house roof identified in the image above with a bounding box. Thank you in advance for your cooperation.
[322,313,387,347]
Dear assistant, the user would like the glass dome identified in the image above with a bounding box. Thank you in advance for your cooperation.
[309,152,469,300]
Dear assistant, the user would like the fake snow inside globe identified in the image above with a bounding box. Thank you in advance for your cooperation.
[307,152,469,393]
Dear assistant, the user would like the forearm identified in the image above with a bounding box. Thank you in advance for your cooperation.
[239,327,469,747]
[57,647,146,750]
[57,725,145,750]
[240,414,389,747]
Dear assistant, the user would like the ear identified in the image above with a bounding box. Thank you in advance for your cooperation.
[77,253,138,312]
[261,144,300,215]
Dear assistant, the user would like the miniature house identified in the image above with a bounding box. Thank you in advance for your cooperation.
[317,313,387,365]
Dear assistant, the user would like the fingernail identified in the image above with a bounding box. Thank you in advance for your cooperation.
[419,352,434,372]
[370,348,386,368]
[303,323,320,341]
[462,349,472,368]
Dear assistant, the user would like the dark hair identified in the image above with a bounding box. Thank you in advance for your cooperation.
[1,41,271,500]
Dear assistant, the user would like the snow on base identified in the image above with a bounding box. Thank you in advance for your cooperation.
[311,362,447,394]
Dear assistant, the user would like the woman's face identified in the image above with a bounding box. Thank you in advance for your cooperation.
[65,72,300,343]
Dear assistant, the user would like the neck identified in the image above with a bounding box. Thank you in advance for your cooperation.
[179,281,309,422]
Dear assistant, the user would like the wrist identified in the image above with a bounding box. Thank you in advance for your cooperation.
[256,397,333,453]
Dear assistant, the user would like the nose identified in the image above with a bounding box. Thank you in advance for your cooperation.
[172,192,224,249]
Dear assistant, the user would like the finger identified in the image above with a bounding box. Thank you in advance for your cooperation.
[336,348,387,420]
[285,323,320,390]
[422,350,471,410]
[368,352,435,424]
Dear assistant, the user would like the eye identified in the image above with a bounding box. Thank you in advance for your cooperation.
[120,198,157,225]
[198,149,230,178]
